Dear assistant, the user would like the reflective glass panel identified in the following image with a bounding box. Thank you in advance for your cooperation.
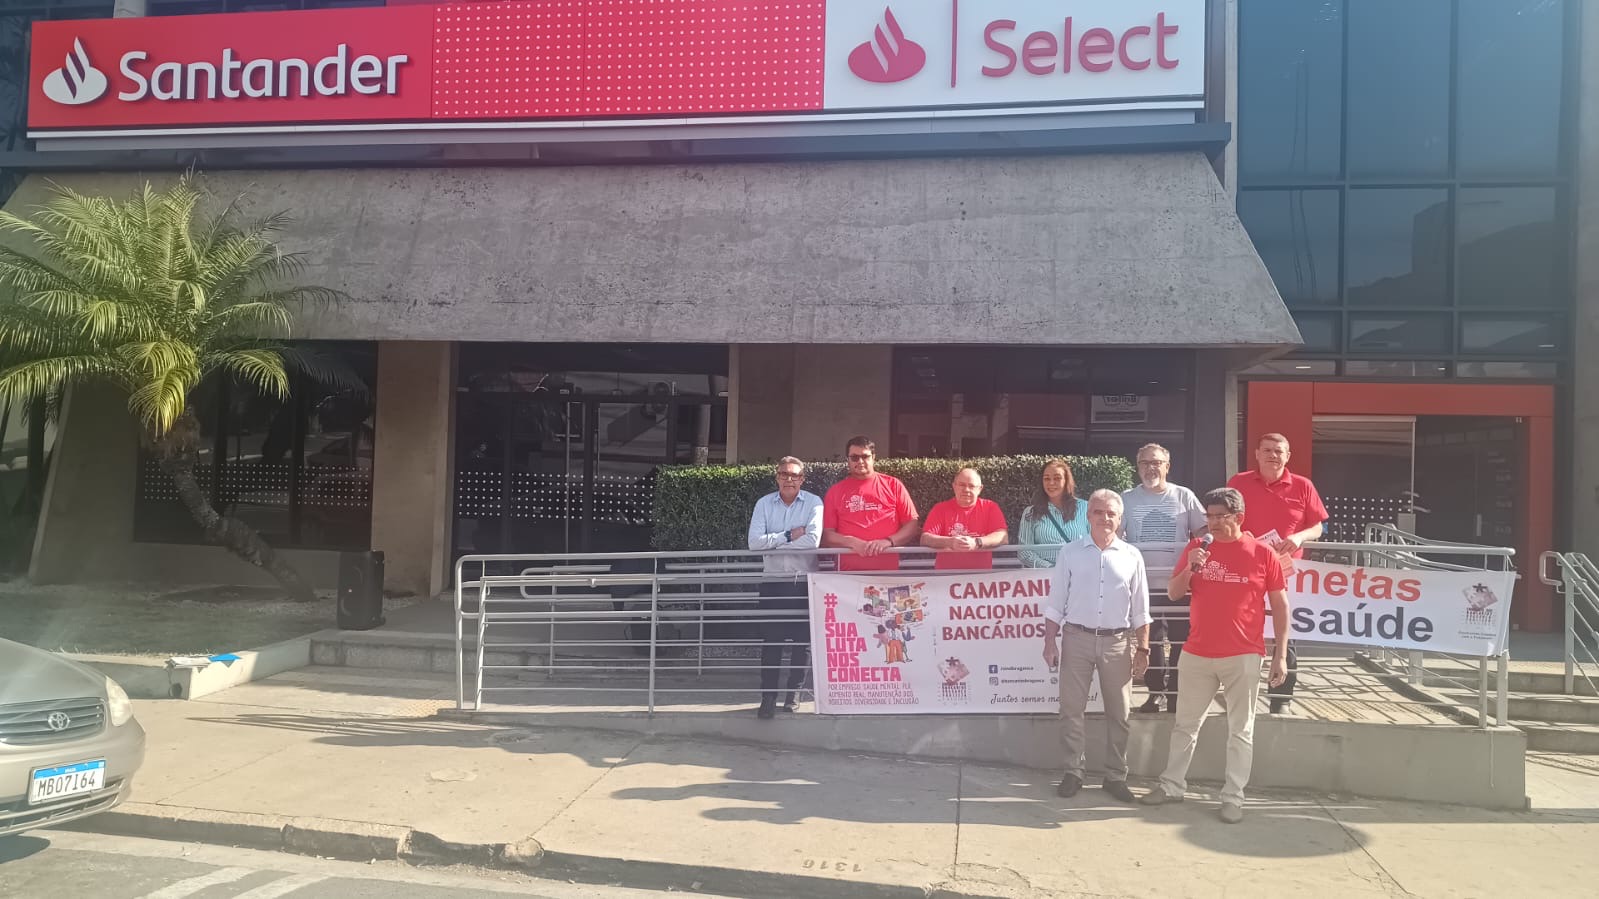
[1238,190,1341,306]
[1346,189,1450,307]
[1457,0,1565,178]
[1238,0,1345,182]
[1348,314,1451,354]
[1460,316,1562,355]
[1458,188,1561,307]
[1346,0,1451,178]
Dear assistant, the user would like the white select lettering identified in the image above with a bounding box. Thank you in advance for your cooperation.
[112,45,408,102]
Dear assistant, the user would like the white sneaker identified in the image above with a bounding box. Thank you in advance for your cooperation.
[1219,802,1244,824]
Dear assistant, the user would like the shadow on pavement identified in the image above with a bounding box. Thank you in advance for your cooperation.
[0,835,49,865]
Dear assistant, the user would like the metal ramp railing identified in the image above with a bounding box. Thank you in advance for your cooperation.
[1538,551,1599,696]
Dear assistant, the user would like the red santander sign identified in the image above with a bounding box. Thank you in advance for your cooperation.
[29,0,1204,143]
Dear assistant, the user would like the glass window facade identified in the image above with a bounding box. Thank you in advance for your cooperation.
[1237,0,1574,378]
[891,347,1195,479]
[134,342,378,551]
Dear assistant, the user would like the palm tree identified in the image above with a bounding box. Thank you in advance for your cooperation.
[0,175,348,602]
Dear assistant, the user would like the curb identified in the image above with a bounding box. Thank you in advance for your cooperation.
[60,802,1011,899]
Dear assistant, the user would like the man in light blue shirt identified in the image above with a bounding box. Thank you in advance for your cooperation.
[747,456,824,719]
[1041,490,1151,803]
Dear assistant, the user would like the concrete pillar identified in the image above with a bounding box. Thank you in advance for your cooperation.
[1576,0,1599,560]
[113,0,146,17]
[29,385,138,583]
[729,344,796,463]
[1191,351,1240,492]
[1222,0,1239,196]
[787,345,893,462]
[370,341,455,597]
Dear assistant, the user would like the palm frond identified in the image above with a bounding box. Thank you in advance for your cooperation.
[278,345,370,398]
[207,347,291,400]
[0,175,336,436]
[0,354,118,408]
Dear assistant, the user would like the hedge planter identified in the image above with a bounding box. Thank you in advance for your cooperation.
[652,454,1135,552]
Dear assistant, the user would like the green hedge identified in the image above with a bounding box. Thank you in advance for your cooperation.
[652,454,1135,551]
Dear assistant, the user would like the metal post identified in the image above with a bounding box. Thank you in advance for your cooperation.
[454,567,465,711]
[1477,654,1490,730]
[696,558,705,677]
[476,581,489,710]
[1567,574,1578,695]
[648,571,659,716]
[1496,652,1510,727]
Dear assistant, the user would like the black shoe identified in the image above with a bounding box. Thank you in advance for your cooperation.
[1103,780,1136,804]
[1269,698,1292,715]
[1137,697,1161,713]
[1164,696,1179,713]
[1055,774,1083,798]
[757,700,777,720]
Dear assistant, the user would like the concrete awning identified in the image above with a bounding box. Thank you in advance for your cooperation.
[6,152,1299,349]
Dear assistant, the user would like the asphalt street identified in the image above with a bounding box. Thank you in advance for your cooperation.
[0,830,725,899]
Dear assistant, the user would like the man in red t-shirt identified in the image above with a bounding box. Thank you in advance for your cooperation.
[822,436,920,571]
[920,468,1009,570]
[1227,432,1327,713]
[1140,487,1290,825]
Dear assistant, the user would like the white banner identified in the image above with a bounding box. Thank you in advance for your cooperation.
[1273,560,1515,656]
[809,570,1101,715]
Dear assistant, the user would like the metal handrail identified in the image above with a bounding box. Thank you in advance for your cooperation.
[454,539,1519,724]
[1538,551,1599,696]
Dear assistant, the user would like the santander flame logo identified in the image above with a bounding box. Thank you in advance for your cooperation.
[42,38,108,106]
[847,8,926,84]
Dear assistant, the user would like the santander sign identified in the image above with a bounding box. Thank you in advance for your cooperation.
[28,1,1202,144]
[824,0,1204,114]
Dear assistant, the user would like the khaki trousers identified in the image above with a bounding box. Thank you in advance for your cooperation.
[1058,626,1134,782]
[1156,652,1263,805]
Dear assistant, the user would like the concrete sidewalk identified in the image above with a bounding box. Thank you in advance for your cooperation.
[75,667,1599,899]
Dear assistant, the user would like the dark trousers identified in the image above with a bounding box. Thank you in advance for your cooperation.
[1144,615,1190,702]
[1267,646,1299,702]
[759,582,810,700]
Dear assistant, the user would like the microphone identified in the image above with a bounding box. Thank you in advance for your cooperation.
[1190,534,1214,572]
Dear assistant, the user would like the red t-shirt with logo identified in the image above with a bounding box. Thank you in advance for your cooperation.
[1227,469,1328,565]
[1175,534,1285,658]
[824,474,918,571]
[922,498,1007,570]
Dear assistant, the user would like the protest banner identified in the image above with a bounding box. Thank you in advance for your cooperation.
[1275,560,1514,656]
[809,569,1101,715]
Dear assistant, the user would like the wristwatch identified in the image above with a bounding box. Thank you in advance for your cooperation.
[1135,647,1150,654]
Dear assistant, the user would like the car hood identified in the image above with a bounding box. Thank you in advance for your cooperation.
[0,637,107,706]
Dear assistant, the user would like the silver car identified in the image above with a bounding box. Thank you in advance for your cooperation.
[0,636,145,837]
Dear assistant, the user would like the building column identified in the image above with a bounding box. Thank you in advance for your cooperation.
[788,345,893,461]
[729,344,795,463]
[29,385,138,583]
[1191,351,1241,491]
[370,341,455,597]
[1575,0,1599,561]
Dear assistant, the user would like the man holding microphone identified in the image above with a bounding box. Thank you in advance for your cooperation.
[1140,487,1290,824]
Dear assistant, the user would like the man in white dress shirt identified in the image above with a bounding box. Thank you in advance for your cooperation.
[747,456,824,719]
[1041,490,1151,802]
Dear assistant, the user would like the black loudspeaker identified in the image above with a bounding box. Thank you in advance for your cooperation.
[336,550,386,630]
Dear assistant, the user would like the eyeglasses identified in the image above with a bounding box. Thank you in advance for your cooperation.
[1137,459,1168,467]
[776,472,804,481]
[847,454,873,462]
[1203,511,1238,521]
